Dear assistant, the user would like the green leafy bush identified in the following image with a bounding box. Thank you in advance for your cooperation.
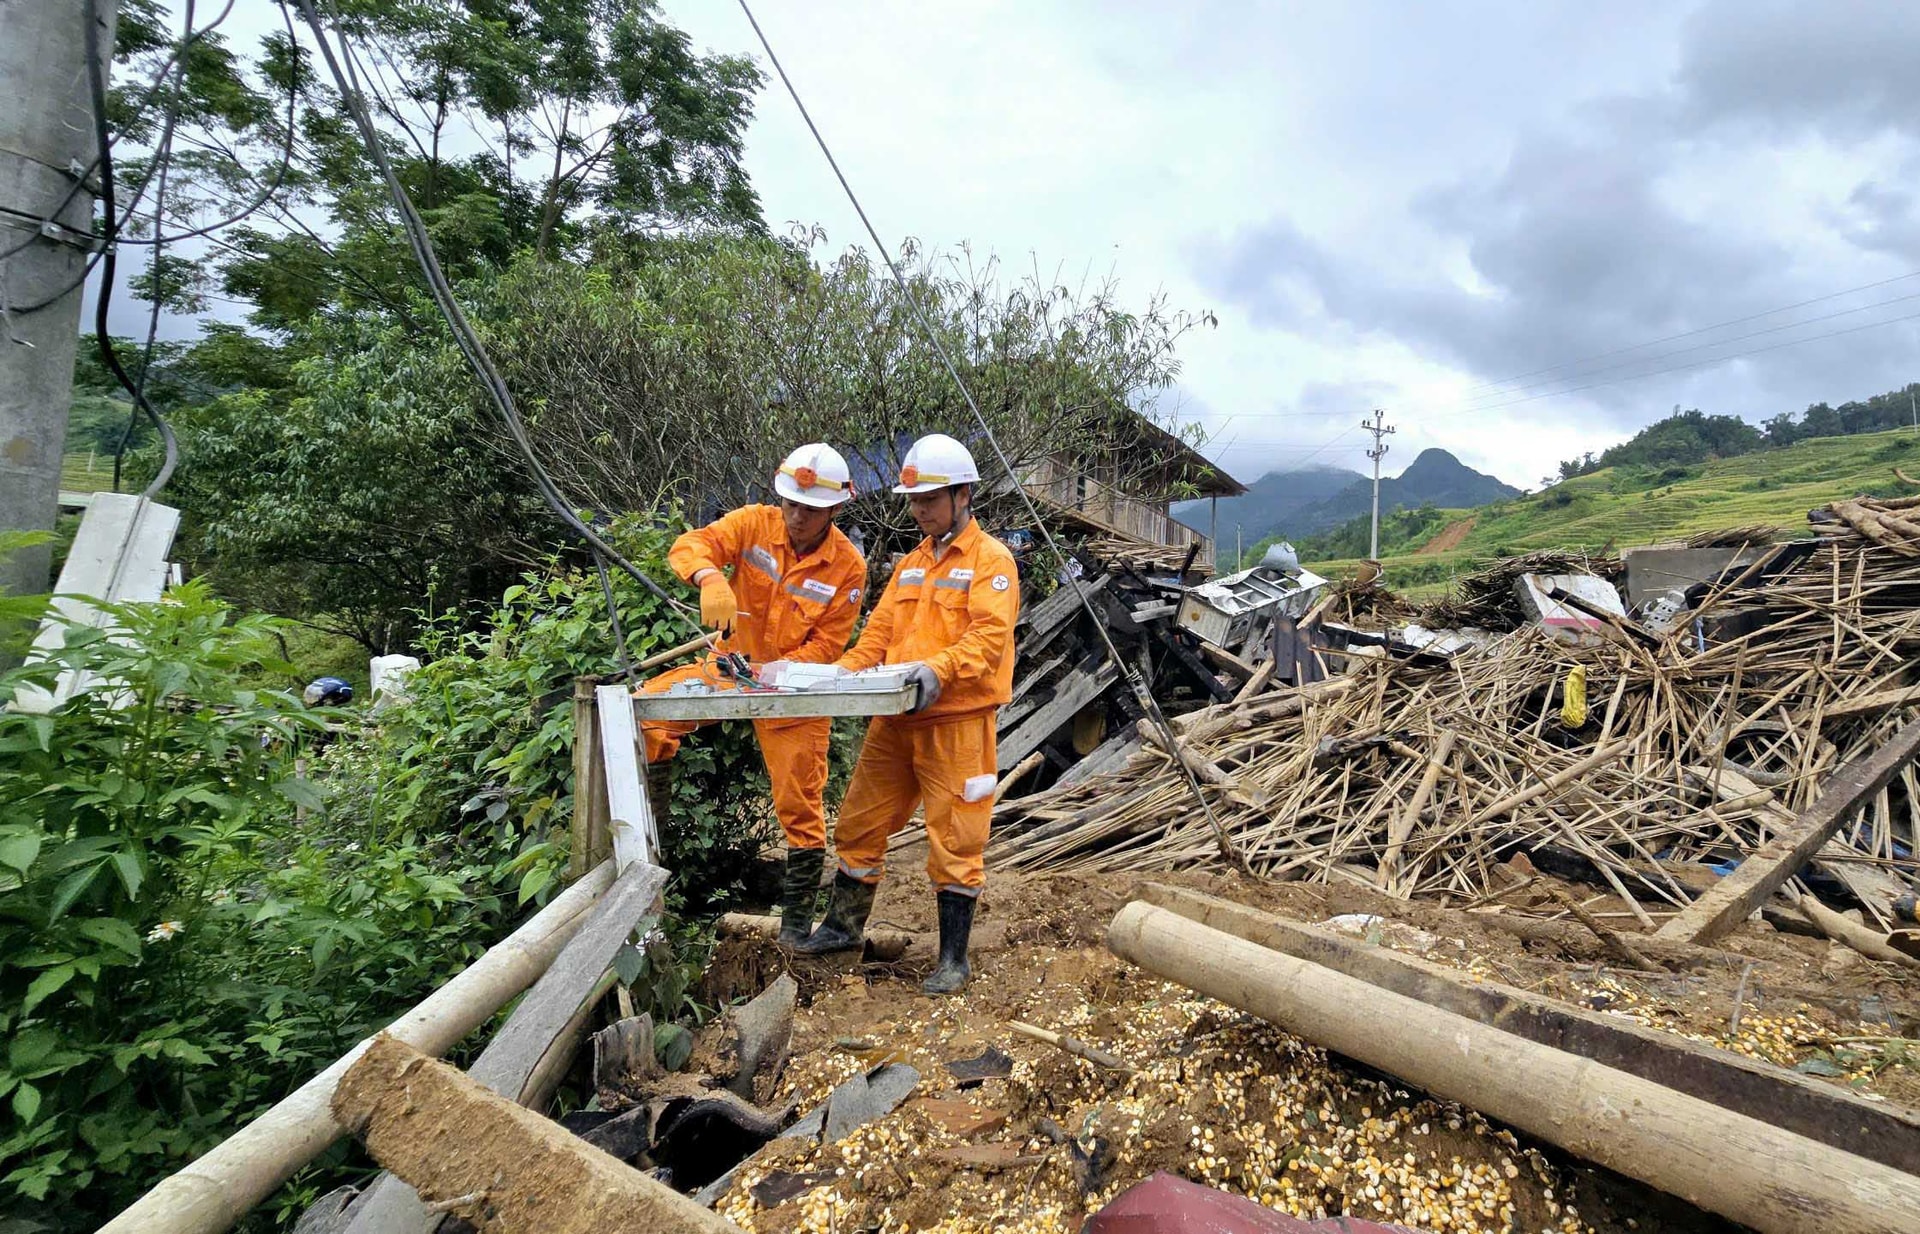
[0,583,335,1223]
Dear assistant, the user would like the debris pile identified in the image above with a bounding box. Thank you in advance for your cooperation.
[708,944,1617,1234]
[996,549,1323,797]
[994,502,1920,928]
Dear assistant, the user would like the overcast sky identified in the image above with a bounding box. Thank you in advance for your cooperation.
[104,1,1920,490]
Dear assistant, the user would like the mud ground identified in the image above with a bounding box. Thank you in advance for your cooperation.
[693,861,1919,1234]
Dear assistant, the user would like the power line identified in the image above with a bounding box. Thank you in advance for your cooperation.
[1456,266,1920,397]
[86,0,179,500]
[1442,285,1920,412]
[293,0,704,654]
[733,0,1248,870]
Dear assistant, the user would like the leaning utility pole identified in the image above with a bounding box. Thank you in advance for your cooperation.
[0,1,111,598]
[1360,408,1396,560]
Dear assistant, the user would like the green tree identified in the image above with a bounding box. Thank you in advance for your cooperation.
[108,0,765,333]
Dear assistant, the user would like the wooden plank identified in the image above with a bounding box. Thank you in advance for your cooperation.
[995,659,1118,772]
[1197,639,1255,683]
[1658,715,1920,944]
[341,862,670,1234]
[1006,650,1068,711]
[1014,574,1108,657]
[1134,884,1920,1175]
[570,679,609,880]
[998,652,1069,732]
[598,683,655,869]
[1052,730,1140,790]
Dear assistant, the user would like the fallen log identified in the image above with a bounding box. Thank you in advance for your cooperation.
[1108,901,1920,1234]
[99,861,620,1234]
[1132,883,1920,1175]
[1658,714,1920,944]
[332,1034,741,1234]
[716,913,916,962]
[339,861,670,1232]
[1792,890,1920,974]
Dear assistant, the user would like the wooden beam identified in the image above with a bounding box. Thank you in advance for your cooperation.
[1658,715,1920,944]
[570,679,610,880]
[341,862,671,1233]
[1131,885,1920,1176]
[1108,901,1920,1234]
[1197,639,1256,683]
[996,659,1118,772]
[99,863,621,1234]
[333,1035,741,1234]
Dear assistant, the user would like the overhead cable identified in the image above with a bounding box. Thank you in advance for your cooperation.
[86,0,180,500]
[292,0,704,652]
[734,0,1250,871]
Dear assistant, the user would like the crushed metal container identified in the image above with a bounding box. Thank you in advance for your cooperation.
[1176,544,1327,651]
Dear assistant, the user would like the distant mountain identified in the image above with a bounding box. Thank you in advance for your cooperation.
[1176,450,1519,555]
[1173,463,1362,546]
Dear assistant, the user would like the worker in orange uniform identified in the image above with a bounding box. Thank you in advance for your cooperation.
[794,433,1020,995]
[636,444,867,945]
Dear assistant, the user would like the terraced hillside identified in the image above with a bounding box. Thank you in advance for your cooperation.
[1308,428,1920,595]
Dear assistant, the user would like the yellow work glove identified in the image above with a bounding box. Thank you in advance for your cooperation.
[698,573,739,635]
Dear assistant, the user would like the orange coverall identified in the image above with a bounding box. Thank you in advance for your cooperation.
[638,505,867,850]
[831,519,1021,895]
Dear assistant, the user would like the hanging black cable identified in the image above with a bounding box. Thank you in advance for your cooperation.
[733,0,1248,869]
[86,0,180,500]
[292,0,704,650]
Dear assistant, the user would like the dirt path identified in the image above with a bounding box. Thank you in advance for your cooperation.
[1415,517,1476,556]
[694,867,1917,1234]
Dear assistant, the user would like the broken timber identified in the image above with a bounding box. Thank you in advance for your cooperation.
[997,657,1119,772]
[1658,714,1920,944]
[1108,899,1920,1234]
[338,861,670,1233]
[332,1034,740,1234]
[99,862,622,1234]
[1134,883,1920,1175]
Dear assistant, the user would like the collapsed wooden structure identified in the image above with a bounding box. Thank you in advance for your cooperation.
[993,498,1920,955]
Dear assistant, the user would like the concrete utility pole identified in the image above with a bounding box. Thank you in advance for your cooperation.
[0,1,111,598]
[1360,408,1396,560]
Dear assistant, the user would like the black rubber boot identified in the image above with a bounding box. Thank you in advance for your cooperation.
[920,891,976,995]
[793,872,876,955]
[779,848,827,946]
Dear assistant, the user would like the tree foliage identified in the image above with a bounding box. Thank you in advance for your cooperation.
[160,232,1209,639]
[109,0,765,332]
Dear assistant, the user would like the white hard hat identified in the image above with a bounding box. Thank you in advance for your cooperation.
[774,443,855,509]
[892,433,981,494]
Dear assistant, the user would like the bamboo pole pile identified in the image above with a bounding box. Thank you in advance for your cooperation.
[992,506,1920,908]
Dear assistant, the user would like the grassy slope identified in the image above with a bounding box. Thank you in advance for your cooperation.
[1309,428,1920,596]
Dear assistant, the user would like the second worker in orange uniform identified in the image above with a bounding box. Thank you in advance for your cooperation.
[794,433,1020,995]
[635,443,867,944]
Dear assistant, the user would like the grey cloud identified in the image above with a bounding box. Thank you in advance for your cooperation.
[1678,0,1920,139]
[1193,0,1920,435]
